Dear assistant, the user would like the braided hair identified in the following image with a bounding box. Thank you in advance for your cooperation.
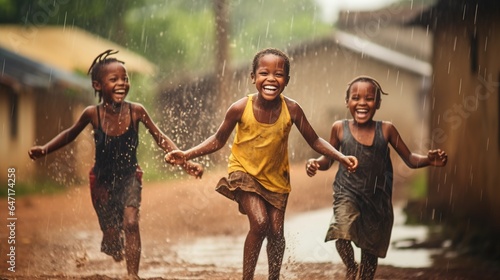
[252,48,291,77]
[87,49,125,102]
[345,76,388,107]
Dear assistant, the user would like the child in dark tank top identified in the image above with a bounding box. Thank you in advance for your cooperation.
[306,76,448,280]
[29,50,203,280]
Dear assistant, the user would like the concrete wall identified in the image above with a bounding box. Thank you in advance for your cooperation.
[0,86,36,184]
[0,84,93,186]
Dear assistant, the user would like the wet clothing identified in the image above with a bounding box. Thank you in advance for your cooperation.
[216,171,289,214]
[89,103,143,258]
[93,103,139,184]
[89,167,143,231]
[90,166,142,260]
[325,120,394,258]
[228,94,292,193]
[217,94,292,212]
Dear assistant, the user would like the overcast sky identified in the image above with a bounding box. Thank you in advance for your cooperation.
[314,0,399,23]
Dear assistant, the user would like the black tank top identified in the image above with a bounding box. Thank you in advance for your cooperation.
[334,120,393,196]
[93,103,138,183]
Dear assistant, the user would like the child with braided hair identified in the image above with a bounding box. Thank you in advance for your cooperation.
[28,49,203,279]
[306,76,447,280]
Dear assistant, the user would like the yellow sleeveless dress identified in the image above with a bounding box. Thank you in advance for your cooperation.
[216,94,293,212]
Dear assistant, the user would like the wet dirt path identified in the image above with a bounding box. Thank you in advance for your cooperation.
[1,165,498,279]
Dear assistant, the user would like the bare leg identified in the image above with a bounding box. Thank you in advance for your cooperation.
[123,206,141,278]
[336,239,358,280]
[238,192,270,280]
[101,226,123,261]
[359,250,377,280]
[266,205,285,280]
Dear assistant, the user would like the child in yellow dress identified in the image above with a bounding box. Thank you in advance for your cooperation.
[166,48,358,280]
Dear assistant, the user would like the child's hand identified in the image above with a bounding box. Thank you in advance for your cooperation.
[165,150,187,165]
[183,161,204,179]
[28,146,47,160]
[340,155,358,173]
[428,149,447,167]
[306,159,320,177]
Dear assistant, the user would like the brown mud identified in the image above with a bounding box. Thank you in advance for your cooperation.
[1,165,498,279]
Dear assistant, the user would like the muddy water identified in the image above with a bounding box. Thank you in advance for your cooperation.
[173,205,441,271]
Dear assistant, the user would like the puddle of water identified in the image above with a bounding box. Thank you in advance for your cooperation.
[174,206,441,269]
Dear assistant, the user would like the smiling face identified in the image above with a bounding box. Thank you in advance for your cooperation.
[251,54,290,102]
[92,61,130,105]
[346,81,380,124]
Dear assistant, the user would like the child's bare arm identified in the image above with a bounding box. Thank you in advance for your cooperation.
[136,103,203,177]
[28,106,93,160]
[287,99,357,172]
[181,161,204,178]
[166,98,245,165]
[306,121,343,176]
[136,103,179,152]
[386,122,448,168]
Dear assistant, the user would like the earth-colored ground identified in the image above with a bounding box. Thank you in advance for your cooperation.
[1,165,498,279]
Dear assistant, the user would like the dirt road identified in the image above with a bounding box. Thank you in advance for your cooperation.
[1,165,498,279]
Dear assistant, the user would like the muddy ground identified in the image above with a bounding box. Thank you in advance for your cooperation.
[1,165,499,280]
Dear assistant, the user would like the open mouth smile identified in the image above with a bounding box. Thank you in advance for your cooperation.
[263,85,278,94]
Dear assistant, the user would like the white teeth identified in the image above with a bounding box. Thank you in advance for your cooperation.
[264,85,277,90]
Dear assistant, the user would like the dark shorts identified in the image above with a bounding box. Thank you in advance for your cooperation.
[89,167,143,231]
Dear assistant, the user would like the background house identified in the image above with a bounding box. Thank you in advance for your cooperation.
[412,0,500,254]
[0,25,156,186]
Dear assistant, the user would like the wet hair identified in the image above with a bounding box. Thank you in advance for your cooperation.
[345,76,388,105]
[251,48,290,77]
[87,49,125,101]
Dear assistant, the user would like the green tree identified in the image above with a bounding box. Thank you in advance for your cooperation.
[0,0,143,45]
[125,0,215,76]
[1,0,331,77]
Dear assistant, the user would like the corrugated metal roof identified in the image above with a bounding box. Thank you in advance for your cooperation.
[333,30,432,76]
[336,1,435,63]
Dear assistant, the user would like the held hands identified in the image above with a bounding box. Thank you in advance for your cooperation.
[165,150,203,178]
[340,155,358,173]
[428,149,448,167]
[28,146,47,160]
[305,159,320,177]
[165,150,187,165]
[183,161,204,179]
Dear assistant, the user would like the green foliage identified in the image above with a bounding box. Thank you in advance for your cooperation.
[0,0,144,44]
[0,0,16,21]
[125,1,215,74]
[409,170,428,199]
[229,0,331,64]
[0,0,331,76]
[0,180,64,197]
